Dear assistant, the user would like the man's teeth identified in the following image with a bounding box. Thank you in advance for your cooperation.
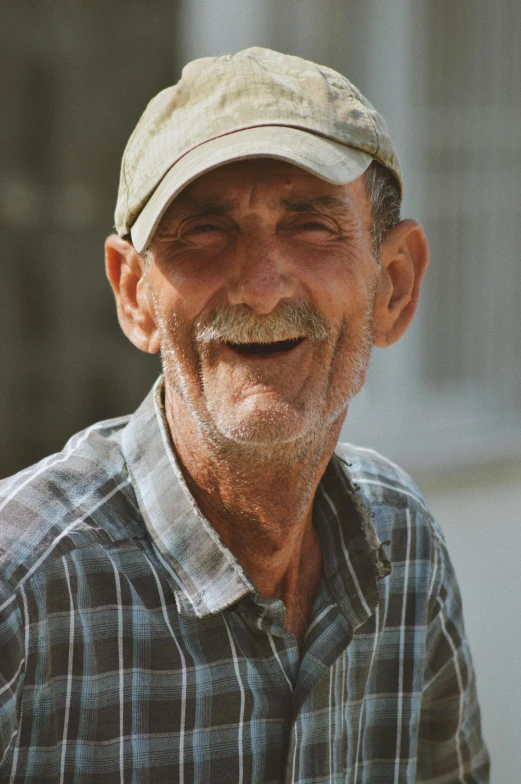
[226,338,304,355]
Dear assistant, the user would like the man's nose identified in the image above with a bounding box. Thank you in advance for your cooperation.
[225,233,297,314]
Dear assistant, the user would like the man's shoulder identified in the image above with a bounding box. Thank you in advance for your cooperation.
[334,443,451,587]
[336,442,427,507]
[334,441,443,543]
[0,414,141,591]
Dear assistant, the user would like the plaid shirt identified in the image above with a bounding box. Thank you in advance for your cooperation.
[0,380,489,783]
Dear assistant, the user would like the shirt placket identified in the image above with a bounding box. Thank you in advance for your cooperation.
[283,580,356,784]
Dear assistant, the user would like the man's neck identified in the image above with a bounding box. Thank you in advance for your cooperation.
[164,391,344,645]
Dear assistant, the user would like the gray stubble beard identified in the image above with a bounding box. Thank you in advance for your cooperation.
[153,294,377,468]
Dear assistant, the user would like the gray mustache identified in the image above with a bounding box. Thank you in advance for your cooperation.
[195,303,330,345]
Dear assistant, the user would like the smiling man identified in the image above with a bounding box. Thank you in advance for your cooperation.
[0,49,489,783]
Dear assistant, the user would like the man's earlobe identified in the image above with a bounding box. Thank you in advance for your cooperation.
[372,219,429,348]
[104,234,160,354]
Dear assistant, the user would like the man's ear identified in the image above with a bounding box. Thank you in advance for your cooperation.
[372,219,429,348]
[105,234,160,354]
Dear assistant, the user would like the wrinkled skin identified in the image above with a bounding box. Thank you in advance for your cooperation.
[148,161,380,457]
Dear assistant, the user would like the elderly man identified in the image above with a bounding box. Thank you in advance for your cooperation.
[0,48,488,783]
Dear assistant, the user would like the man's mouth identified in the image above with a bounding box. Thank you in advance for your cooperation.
[224,337,305,357]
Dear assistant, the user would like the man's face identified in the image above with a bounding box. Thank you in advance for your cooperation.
[145,159,380,450]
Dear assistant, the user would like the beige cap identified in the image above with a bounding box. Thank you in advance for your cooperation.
[115,47,402,253]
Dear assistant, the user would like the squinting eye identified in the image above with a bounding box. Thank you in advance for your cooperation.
[292,221,334,234]
[188,223,223,234]
[299,222,329,230]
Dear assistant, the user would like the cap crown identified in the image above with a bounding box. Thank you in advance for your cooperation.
[115,47,401,237]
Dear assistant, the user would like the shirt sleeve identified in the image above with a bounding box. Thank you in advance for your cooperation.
[417,525,490,783]
[0,578,25,774]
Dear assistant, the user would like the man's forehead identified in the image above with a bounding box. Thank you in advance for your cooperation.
[181,157,345,194]
[162,158,362,219]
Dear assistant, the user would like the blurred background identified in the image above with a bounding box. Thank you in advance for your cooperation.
[1,0,520,778]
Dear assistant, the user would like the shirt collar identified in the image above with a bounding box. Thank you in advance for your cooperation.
[313,454,392,631]
[121,377,391,624]
[121,378,254,617]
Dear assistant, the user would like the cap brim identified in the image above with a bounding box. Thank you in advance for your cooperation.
[130,125,372,252]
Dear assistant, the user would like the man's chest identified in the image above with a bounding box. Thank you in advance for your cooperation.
[3,541,428,784]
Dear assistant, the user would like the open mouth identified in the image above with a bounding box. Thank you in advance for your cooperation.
[225,337,305,357]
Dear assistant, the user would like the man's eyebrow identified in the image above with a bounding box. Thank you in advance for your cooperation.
[164,196,235,221]
[279,195,355,216]
[158,194,356,234]
[156,196,235,235]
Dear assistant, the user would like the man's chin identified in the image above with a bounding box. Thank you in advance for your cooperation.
[204,400,349,457]
[210,410,309,448]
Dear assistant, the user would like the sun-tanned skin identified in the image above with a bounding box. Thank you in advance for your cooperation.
[105,159,428,647]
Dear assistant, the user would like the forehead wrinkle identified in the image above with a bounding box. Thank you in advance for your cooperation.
[156,182,359,238]
[279,194,356,218]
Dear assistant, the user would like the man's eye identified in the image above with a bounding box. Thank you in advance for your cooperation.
[290,220,334,235]
[187,223,224,234]
[299,222,329,230]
